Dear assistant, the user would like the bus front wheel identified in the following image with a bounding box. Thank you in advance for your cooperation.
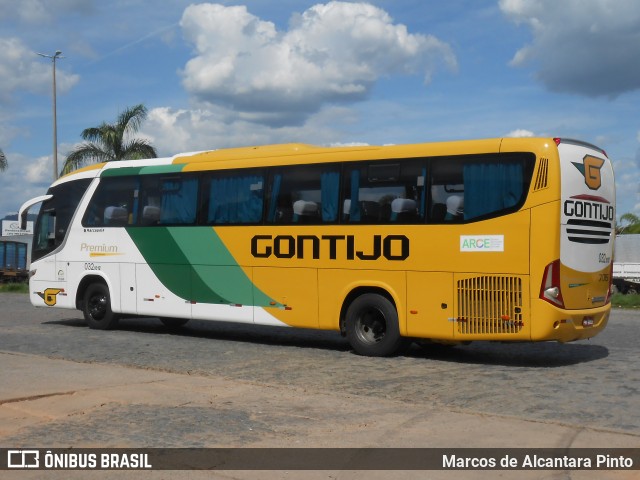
[83,283,119,330]
[345,293,407,357]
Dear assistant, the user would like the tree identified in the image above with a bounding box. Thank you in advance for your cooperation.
[62,104,157,174]
[0,148,6,171]
[618,213,640,234]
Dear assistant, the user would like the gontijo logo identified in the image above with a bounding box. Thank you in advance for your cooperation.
[36,288,63,306]
[572,154,605,191]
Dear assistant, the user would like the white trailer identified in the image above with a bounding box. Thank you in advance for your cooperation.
[613,235,640,294]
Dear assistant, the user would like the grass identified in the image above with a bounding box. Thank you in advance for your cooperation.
[611,293,640,309]
[0,282,29,294]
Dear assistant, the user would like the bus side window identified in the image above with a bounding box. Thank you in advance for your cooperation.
[159,177,198,225]
[82,177,137,227]
[429,157,464,223]
[141,205,160,225]
[267,165,340,224]
[462,157,527,220]
[104,206,129,226]
[206,170,264,224]
[342,160,424,224]
[137,175,199,226]
[444,195,464,222]
[428,153,533,223]
[139,177,161,226]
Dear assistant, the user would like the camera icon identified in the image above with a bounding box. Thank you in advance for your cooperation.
[7,450,40,468]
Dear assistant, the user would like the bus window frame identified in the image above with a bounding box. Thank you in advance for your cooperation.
[426,152,536,225]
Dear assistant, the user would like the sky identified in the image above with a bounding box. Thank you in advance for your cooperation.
[0,0,638,220]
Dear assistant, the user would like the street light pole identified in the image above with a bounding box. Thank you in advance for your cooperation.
[37,50,64,180]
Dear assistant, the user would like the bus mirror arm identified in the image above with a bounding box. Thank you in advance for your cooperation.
[19,194,52,230]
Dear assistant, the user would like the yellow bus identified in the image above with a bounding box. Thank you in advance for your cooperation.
[19,137,615,356]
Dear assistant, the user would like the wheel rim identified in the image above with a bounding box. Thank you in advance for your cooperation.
[354,307,386,345]
[88,293,107,321]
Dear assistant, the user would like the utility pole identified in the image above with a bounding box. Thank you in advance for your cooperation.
[37,50,64,180]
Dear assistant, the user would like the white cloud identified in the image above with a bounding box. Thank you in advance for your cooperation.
[143,104,361,155]
[25,154,52,183]
[612,150,640,216]
[499,0,640,97]
[0,37,79,103]
[0,0,94,24]
[330,142,370,147]
[506,129,535,137]
[0,152,53,216]
[0,118,21,147]
[0,0,50,24]
[179,2,456,126]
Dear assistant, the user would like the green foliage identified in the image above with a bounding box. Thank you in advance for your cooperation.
[0,148,6,171]
[618,213,640,234]
[0,283,29,293]
[611,293,640,308]
[62,104,157,175]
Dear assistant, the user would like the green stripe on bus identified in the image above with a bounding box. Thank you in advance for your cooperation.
[101,164,185,177]
[126,226,277,307]
[102,167,144,177]
[170,227,249,305]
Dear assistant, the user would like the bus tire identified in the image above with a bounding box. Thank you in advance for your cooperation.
[83,283,119,330]
[160,317,190,329]
[345,293,407,357]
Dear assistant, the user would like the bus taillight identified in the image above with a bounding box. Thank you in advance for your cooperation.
[540,259,565,308]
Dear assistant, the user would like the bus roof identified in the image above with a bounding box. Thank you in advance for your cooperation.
[173,143,378,164]
[173,138,510,169]
[54,137,571,184]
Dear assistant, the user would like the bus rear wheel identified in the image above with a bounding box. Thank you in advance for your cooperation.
[83,283,119,330]
[345,293,407,357]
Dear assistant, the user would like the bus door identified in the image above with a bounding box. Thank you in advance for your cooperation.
[119,263,137,314]
[34,205,59,282]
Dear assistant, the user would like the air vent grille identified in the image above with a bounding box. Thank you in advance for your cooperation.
[533,157,549,191]
[457,276,523,335]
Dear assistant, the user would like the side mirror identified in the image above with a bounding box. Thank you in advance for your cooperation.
[18,194,52,229]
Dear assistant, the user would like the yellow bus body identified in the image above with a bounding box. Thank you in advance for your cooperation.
[22,137,615,355]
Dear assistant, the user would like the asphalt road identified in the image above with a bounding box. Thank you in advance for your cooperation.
[1,292,639,439]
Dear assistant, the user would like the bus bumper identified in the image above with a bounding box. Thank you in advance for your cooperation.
[530,299,610,342]
[29,279,72,309]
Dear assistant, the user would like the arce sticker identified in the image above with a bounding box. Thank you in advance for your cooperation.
[460,235,504,252]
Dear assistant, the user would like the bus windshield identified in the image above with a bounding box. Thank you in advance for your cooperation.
[32,179,92,262]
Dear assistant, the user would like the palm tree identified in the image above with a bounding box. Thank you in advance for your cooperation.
[62,104,157,174]
[619,213,640,234]
[0,148,7,171]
